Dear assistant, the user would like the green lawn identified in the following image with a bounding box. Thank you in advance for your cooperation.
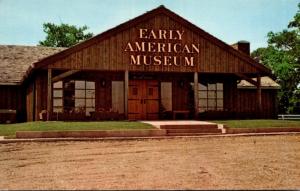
[0,121,154,138]
[212,119,300,128]
[2,120,300,139]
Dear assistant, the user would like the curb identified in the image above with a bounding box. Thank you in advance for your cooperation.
[1,132,300,144]
[226,127,300,134]
[15,129,166,139]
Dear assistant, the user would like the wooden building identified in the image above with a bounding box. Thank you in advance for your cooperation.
[0,45,64,123]
[0,6,279,123]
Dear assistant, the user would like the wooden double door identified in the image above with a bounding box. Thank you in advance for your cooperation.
[128,80,159,120]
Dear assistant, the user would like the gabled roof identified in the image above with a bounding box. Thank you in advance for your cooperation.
[32,5,271,75]
[0,45,65,85]
[0,6,272,85]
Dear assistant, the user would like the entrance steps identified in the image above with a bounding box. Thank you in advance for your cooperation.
[166,132,221,136]
[161,124,222,136]
[142,121,224,136]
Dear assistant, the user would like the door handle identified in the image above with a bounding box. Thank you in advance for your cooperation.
[140,99,143,104]
[144,99,146,104]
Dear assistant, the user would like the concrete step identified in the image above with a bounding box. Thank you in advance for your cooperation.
[166,128,222,134]
[167,132,221,136]
[160,124,218,129]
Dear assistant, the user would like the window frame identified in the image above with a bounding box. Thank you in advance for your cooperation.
[198,83,223,112]
[52,80,96,116]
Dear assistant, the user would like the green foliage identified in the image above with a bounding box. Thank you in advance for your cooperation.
[39,23,93,47]
[251,3,300,113]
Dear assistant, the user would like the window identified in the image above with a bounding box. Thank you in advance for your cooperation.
[112,81,124,113]
[63,80,75,113]
[161,82,172,111]
[198,83,223,112]
[53,81,63,113]
[53,80,95,116]
[74,81,95,116]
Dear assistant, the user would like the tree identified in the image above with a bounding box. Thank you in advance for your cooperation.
[39,23,93,47]
[252,3,300,113]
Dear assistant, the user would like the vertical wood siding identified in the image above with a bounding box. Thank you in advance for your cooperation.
[34,71,48,120]
[0,85,25,123]
[236,89,277,118]
[26,82,34,121]
[0,86,23,111]
[46,14,259,74]
[223,80,278,119]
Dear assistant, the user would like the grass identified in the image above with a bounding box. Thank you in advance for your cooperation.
[2,119,300,138]
[211,119,300,128]
[0,121,154,138]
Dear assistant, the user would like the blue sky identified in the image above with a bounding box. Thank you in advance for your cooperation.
[0,0,298,51]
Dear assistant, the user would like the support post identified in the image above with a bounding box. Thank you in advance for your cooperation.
[47,69,52,121]
[257,75,262,117]
[194,72,198,119]
[124,70,129,119]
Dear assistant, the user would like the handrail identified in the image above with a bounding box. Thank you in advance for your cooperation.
[278,114,300,120]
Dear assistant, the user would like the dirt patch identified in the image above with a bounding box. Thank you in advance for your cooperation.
[1,135,300,189]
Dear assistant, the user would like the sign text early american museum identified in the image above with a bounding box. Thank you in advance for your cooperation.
[124,29,199,67]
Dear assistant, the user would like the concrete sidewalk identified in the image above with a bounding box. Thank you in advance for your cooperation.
[1,131,300,144]
[141,120,217,128]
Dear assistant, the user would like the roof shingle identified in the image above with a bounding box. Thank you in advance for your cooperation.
[237,76,280,89]
[0,45,64,84]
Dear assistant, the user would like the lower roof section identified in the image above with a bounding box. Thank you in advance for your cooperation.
[0,45,65,84]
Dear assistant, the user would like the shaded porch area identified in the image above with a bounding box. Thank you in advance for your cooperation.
[39,69,274,121]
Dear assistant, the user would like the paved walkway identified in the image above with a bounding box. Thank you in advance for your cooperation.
[1,132,300,143]
[141,120,217,128]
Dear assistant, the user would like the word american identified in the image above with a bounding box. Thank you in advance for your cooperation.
[124,29,199,67]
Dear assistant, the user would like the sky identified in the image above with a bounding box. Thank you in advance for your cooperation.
[0,0,298,52]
